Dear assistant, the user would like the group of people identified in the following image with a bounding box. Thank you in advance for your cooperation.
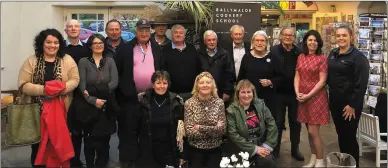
[17,17,369,168]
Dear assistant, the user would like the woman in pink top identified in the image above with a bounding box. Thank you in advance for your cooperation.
[294,30,329,167]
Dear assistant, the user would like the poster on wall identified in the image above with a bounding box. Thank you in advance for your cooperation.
[212,2,261,49]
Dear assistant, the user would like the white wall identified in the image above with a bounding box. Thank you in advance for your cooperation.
[1,2,63,90]
[1,1,156,90]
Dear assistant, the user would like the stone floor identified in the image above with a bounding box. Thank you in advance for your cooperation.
[1,119,385,167]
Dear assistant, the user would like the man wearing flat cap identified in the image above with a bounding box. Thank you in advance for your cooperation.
[151,20,171,49]
[114,18,163,168]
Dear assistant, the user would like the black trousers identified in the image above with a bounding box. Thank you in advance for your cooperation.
[275,93,301,151]
[84,135,111,168]
[118,102,139,163]
[68,93,85,167]
[188,145,222,168]
[31,143,45,168]
[330,102,361,167]
[70,119,84,167]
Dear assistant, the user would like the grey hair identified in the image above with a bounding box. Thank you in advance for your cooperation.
[230,25,245,33]
[203,30,218,41]
[65,19,80,29]
[251,30,269,51]
[171,24,185,33]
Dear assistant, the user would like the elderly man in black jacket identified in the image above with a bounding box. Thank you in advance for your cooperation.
[198,30,235,102]
[270,27,304,161]
[114,18,163,168]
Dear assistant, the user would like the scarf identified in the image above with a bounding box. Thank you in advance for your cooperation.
[32,56,62,111]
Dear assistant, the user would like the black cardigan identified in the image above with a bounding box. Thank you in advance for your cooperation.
[114,38,163,103]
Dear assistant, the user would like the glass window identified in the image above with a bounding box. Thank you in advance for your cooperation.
[112,13,141,41]
[70,13,105,42]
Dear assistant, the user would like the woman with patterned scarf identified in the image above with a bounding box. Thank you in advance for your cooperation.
[17,28,80,168]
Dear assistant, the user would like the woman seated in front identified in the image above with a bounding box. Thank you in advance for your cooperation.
[130,71,185,168]
[184,72,226,168]
[226,79,278,168]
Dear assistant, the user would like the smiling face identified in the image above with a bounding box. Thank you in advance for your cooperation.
[238,87,253,107]
[43,35,60,56]
[136,27,151,43]
[153,78,168,95]
[252,34,267,52]
[336,28,352,48]
[106,21,122,42]
[307,35,318,53]
[231,27,244,45]
[281,28,295,45]
[65,20,81,39]
[172,28,185,44]
[197,76,214,96]
[205,34,217,50]
[91,37,104,54]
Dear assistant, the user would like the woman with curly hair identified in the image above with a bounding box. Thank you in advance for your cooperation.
[18,28,80,168]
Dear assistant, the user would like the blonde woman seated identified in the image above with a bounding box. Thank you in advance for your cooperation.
[184,72,226,168]
[226,80,278,168]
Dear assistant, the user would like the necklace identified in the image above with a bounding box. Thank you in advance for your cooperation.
[154,98,167,107]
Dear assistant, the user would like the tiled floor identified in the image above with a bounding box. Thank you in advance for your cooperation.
[1,118,384,167]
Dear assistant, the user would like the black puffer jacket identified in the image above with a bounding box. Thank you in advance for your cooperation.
[128,89,185,167]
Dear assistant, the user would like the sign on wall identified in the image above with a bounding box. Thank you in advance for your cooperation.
[212,2,261,48]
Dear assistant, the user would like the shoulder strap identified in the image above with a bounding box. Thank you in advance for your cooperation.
[15,82,28,104]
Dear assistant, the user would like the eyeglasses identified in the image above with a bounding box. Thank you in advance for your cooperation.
[254,39,267,43]
[92,42,104,46]
[282,34,295,38]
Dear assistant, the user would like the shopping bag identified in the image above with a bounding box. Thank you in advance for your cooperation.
[5,83,40,146]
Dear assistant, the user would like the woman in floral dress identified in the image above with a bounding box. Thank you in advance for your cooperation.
[294,30,329,168]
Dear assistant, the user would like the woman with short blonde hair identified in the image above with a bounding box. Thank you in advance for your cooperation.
[184,72,226,168]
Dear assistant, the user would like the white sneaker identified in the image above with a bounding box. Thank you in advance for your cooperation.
[302,154,316,168]
[315,159,326,168]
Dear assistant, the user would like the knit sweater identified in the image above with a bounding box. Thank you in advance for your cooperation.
[184,95,226,149]
[18,54,80,112]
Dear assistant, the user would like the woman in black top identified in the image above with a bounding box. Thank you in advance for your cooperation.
[327,24,369,167]
[130,71,185,168]
[237,30,283,117]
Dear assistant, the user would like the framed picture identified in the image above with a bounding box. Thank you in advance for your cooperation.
[369,74,381,85]
[359,17,371,27]
[348,15,353,21]
[358,29,370,39]
[370,63,381,74]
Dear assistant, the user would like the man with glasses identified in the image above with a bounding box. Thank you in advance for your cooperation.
[63,19,89,168]
[270,27,304,161]
[114,18,163,168]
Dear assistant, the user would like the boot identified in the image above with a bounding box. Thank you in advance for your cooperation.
[302,154,316,167]
[291,145,305,161]
[314,159,326,168]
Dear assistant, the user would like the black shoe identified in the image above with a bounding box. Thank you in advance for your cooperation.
[71,160,86,168]
[291,148,304,161]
